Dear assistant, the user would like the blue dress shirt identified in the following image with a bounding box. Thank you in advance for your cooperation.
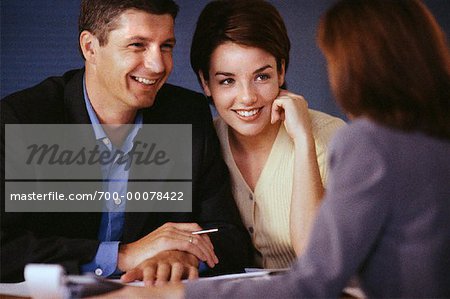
[80,80,142,277]
[80,79,208,276]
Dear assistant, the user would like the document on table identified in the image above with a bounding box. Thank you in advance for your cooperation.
[0,270,275,297]
[110,268,282,286]
[186,269,271,282]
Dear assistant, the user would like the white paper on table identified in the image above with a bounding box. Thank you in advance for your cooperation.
[245,267,289,273]
[111,270,272,287]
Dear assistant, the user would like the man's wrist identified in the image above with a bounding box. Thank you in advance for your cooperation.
[118,243,132,272]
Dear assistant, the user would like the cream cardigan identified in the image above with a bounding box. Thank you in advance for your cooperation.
[214,109,345,268]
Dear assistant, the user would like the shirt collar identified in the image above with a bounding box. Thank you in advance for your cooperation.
[82,77,143,151]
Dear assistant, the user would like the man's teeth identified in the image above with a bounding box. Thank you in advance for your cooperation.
[133,76,156,85]
[236,109,259,117]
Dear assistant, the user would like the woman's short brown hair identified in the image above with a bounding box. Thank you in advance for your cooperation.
[318,0,450,139]
[190,0,290,83]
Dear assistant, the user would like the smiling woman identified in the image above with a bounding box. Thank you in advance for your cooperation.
[204,43,282,139]
[190,0,346,269]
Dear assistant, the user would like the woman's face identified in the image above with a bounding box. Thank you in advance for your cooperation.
[200,42,285,138]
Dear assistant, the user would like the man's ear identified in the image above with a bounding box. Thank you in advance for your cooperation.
[278,59,286,87]
[79,30,98,63]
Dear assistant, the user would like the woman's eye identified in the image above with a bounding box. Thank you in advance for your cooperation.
[256,74,270,81]
[161,43,175,52]
[220,78,235,85]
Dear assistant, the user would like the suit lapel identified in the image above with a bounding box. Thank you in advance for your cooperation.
[61,69,102,230]
[63,69,91,125]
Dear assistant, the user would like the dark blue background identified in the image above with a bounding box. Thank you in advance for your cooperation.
[1,0,449,118]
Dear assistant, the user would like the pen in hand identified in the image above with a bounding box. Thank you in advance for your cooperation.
[191,228,220,266]
[191,228,219,235]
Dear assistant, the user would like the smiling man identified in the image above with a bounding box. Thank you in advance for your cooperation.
[0,0,251,284]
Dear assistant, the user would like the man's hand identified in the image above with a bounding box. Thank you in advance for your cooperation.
[118,222,218,272]
[121,250,199,286]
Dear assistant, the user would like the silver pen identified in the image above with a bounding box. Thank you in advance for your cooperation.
[191,228,219,235]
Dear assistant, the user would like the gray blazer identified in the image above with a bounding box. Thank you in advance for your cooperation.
[186,118,450,298]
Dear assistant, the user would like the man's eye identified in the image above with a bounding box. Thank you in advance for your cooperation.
[256,74,270,81]
[129,43,144,48]
[219,78,235,85]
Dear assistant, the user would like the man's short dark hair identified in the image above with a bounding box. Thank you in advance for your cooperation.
[79,0,179,47]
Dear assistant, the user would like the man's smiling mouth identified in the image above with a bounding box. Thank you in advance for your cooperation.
[131,75,157,85]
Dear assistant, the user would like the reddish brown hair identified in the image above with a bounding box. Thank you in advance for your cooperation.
[318,0,450,139]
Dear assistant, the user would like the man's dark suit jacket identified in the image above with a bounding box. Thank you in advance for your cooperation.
[0,69,252,282]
